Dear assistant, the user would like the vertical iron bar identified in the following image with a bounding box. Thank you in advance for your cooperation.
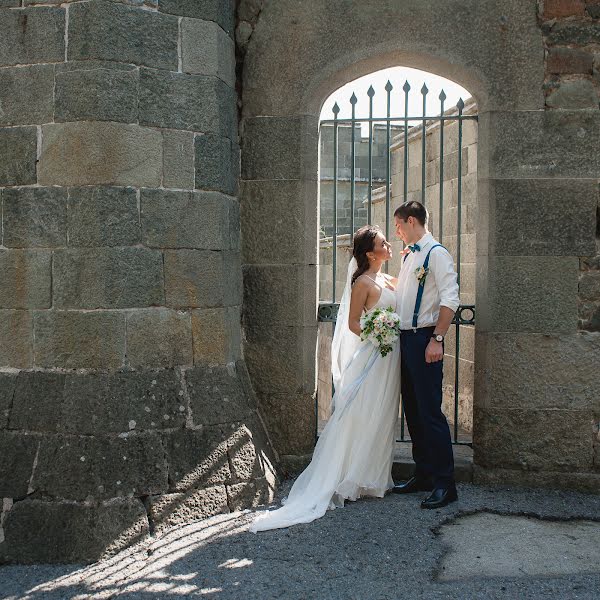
[367,85,375,224]
[402,81,410,204]
[385,81,392,274]
[350,93,357,238]
[400,81,410,441]
[332,103,340,304]
[439,90,446,243]
[421,84,428,205]
[453,98,464,443]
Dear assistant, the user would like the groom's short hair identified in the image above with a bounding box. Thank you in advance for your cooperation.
[394,201,428,227]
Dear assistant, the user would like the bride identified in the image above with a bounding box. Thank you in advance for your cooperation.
[250,225,402,532]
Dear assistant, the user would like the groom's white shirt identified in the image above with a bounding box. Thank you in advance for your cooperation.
[396,232,460,329]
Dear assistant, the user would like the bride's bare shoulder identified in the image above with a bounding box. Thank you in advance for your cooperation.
[352,275,373,290]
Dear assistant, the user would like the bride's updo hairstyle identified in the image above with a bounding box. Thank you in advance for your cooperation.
[351,225,381,286]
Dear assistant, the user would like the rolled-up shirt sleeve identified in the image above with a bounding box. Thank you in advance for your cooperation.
[430,248,460,313]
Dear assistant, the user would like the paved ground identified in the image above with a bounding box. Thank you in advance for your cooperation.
[1,483,599,600]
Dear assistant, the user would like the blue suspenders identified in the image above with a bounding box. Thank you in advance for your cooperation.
[404,244,445,329]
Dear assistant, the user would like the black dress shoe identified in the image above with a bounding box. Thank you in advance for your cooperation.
[420,485,458,509]
[391,476,433,494]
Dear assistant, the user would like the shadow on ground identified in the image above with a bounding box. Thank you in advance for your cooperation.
[1,484,599,600]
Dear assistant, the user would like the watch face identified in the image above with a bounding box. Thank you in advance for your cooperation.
[435,335,443,342]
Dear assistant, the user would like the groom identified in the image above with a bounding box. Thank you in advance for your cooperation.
[391,200,460,509]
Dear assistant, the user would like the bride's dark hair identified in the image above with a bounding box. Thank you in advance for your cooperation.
[351,225,382,286]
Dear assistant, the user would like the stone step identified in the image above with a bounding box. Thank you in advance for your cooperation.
[392,442,473,483]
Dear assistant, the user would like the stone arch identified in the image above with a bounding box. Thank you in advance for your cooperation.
[240,0,544,463]
[241,0,600,493]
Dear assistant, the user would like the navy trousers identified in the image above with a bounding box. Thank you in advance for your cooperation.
[400,327,454,488]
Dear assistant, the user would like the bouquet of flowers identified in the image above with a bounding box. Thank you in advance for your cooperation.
[359,307,401,357]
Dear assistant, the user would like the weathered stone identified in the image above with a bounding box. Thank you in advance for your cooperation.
[67,186,140,247]
[141,189,238,249]
[162,129,195,190]
[33,311,125,369]
[9,372,65,433]
[579,301,600,331]
[243,264,316,327]
[139,69,236,137]
[474,408,593,472]
[0,0,20,6]
[244,325,316,393]
[163,427,233,491]
[0,7,64,66]
[126,309,193,368]
[482,178,598,256]
[227,423,265,481]
[0,65,54,126]
[256,392,316,456]
[241,116,319,181]
[195,134,239,195]
[158,0,235,34]
[547,48,593,75]
[579,271,600,301]
[2,187,67,248]
[187,364,252,426]
[0,498,149,564]
[546,80,599,109]
[242,0,543,117]
[240,179,318,265]
[39,122,163,187]
[181,18,235,87]
[0,311,33,368]
[164,250,241,308]
[55,65,138,123]
[61,369,186,435]
[0,127,37,186]
[191,306,242,364]
[478,110,600,179]
[237,0,263,23]
[475,331,600,412]
[472,465,600,494]
[147,486,229,535]
[53,248,164,309]
[477,255,579,334]
[68,0,178,69]
[0,250,51,309]
[227,477,276,511]
[546,21,600,45]
[236,21,253,49]
[0,373,16,429]
[588,3,600,19]
[31,432,168,501]
[542,0,586,18]
[0,431,38,497]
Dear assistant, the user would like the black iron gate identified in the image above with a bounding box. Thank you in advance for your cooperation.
[317,80,477,447]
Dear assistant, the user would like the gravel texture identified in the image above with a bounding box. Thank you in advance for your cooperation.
[1,483,599,599]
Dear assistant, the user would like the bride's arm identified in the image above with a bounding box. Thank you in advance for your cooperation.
[348,279,369,337]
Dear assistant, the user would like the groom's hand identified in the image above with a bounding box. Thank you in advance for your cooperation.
[425,340,443,363]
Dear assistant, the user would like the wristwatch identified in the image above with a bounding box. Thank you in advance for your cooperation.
[431,334,444,343]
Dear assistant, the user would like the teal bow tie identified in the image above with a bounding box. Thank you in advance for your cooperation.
[408,243,421,252]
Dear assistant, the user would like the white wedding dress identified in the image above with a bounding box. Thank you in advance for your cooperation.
[250,258,401,532]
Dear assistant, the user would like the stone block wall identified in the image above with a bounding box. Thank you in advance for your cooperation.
[242,0,599,494]
[473,0,600,493]
[0,0,276,564]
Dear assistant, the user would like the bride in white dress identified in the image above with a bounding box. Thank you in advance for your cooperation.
[250,225,402,532]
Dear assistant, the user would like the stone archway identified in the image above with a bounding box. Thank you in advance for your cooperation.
[240,0,600,492]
